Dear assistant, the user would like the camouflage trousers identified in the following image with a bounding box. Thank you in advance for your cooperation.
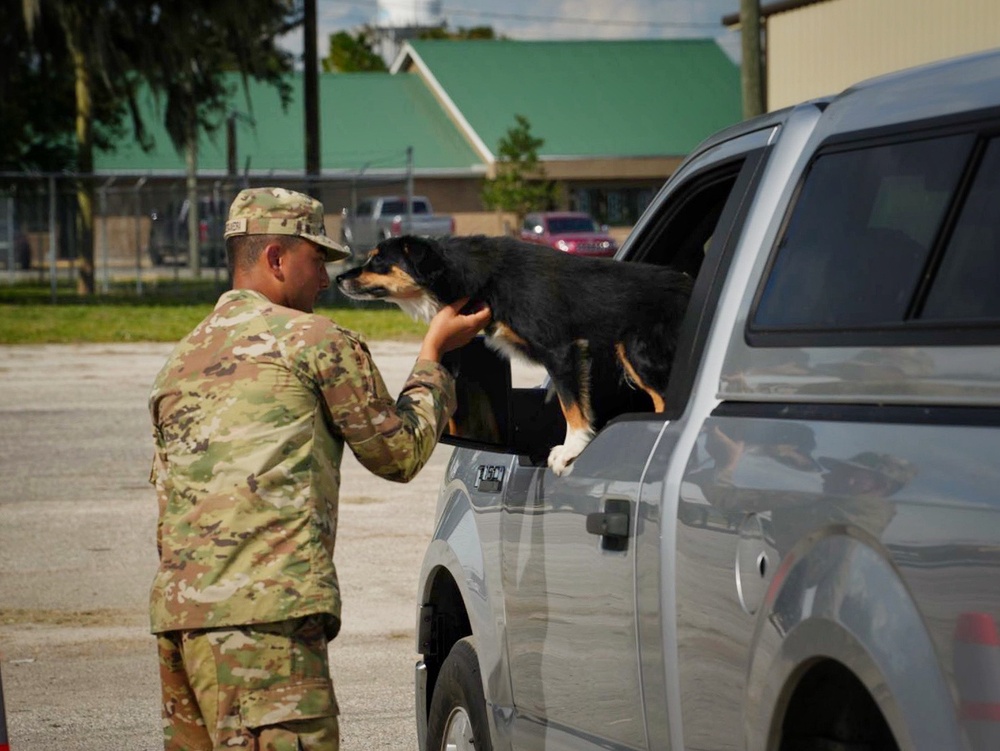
[156,616,339,751]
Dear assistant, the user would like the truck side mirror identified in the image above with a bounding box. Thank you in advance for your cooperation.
[440,337,564,462]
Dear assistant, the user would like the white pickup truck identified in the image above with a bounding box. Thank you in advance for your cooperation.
[339,195,454,254]
[414,50,1000,751]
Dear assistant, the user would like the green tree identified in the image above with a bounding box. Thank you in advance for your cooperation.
[1,1,125,171]
[322,28,387,72]
[417,24,497,40]
[140,0,298,277]
[19,0,299,292]
[321,24,500,73]
[21,0,153,292]
[481,114,554,230]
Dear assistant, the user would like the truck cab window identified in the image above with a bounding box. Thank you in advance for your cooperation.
[628,166,743,278]
[920,136,1000,322]
[753,134,974,332]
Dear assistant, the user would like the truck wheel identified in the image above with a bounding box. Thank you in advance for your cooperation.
[426,637,492,751]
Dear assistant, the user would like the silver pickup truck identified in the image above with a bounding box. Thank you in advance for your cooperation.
[415,50,1000,751]
[339,195,454,254]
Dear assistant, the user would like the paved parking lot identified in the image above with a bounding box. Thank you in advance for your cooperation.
[0,340,542,750]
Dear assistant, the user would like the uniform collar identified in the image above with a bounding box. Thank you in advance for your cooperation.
[215,288,272,310]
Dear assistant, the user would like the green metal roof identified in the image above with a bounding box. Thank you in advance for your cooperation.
[402,39,741,159]
[95,72,483,175]
[95,39,741,175]
[320,73,483,172]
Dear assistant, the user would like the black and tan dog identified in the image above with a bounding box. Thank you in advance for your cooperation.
[336,234,692,475]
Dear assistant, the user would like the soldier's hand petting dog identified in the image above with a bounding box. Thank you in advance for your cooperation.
[419,297,492,362]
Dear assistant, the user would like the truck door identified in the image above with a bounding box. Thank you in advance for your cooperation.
[498,125,777,750]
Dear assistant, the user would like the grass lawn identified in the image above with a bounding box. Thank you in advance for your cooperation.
[0,279,427,345]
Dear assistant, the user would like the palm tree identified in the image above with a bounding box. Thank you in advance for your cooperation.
[21,0,299,291]
[21,0,145,293]
[141,0,298,277]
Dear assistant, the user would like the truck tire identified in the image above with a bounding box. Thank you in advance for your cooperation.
[426,637,492,751]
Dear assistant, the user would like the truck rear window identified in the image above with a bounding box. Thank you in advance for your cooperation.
[382,200,429,215]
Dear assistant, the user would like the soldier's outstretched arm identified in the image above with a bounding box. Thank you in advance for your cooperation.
[307,300,489,482]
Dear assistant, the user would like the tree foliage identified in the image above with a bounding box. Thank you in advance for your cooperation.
[417,24,497,40]
[323,27,387,72]
[16,0,300,292]
[321,23,499,73]
[0,30,76,170]
[1,2,117,171]
[138,1,299,155]
[481,114,555,228]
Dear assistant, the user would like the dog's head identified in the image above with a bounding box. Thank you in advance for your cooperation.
[335,236,454,322]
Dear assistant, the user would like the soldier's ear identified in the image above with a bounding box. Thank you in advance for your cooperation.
[265,242,284,280]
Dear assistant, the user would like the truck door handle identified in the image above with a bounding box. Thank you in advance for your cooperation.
[586,499,630,551]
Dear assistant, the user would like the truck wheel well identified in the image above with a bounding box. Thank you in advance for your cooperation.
[422,569,472,719]
[779,659,899,751]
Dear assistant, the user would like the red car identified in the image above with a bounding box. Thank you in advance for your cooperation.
[519,211,618,257]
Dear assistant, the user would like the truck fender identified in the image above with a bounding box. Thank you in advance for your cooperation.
[743,529,964,751]
[416,484,512,741]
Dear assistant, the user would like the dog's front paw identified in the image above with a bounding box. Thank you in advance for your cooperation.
[547,444,578,476]
[547,427,595,476]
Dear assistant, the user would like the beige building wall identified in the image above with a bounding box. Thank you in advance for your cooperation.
[767,0,1000,110]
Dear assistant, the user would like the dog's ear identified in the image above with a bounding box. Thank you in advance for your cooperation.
[400,236,445,277]
[396,235,467,304]
[400,235,438,262]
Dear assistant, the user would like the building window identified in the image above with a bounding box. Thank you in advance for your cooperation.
[571,187,657,226]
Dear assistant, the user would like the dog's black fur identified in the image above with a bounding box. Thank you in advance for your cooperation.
[336,234,692,474]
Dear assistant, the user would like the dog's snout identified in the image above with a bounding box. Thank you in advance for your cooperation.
[335,266,362,286]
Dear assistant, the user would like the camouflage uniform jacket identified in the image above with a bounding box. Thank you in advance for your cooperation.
[148,288,456,637]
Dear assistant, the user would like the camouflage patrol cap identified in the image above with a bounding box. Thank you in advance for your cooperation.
[224,187,349,261]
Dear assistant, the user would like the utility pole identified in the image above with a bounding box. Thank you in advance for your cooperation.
[304,0,321,179]
[740,0,765,119]
[406,146,414,227]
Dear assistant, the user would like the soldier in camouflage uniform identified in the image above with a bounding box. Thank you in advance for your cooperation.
[148,187,490,750]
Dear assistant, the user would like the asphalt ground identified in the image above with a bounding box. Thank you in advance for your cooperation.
[0,339,542,750]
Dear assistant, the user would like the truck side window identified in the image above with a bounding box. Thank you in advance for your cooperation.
[920,136,1000,321]
[635,149,771,418]
[753,134,974,330]
[630,167,742,277]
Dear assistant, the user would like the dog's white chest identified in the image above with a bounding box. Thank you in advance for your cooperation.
[395,292,442,323]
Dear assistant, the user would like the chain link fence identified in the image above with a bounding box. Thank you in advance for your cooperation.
[0,171,433,299]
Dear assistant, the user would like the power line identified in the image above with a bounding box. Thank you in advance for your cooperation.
[442,4,723,30]
[322,0,725,31]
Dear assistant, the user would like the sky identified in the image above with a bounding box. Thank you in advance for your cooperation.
[280,0,743,65]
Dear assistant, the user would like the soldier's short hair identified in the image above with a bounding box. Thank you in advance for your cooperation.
[226,233,297,276]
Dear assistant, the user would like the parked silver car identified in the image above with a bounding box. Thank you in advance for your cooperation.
[415,49,1000,751]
